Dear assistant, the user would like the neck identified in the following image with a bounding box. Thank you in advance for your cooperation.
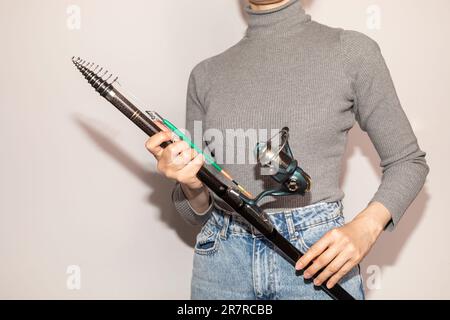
[245,0,310,39]
[249,0,290,11]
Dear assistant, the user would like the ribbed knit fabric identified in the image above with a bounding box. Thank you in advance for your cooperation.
[172,0,429,230]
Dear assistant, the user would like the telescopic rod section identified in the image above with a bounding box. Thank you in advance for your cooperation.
[72,57,355,300]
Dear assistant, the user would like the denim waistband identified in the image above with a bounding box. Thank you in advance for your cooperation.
[211,200,344,240]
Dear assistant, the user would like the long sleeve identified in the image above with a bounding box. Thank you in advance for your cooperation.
[341,30,430,230]
[171,61,216,226]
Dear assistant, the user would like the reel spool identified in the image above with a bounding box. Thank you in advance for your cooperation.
[250,127,311,205]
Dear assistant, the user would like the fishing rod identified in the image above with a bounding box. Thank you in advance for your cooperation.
[72,57,355,300]
[145,110,253,199]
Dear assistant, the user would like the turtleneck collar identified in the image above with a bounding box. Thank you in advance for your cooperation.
[244,0,311,39]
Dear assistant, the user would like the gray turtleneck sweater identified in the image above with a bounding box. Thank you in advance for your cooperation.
[171,0,429,231]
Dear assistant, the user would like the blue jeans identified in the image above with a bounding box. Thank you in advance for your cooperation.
[191,200,365,300]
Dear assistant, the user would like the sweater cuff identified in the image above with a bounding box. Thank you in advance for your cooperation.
[368,193,402,231]
[171,183,214,225]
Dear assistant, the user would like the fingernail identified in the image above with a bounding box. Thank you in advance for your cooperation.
[304,272,311,279]
[296,262,303,270]
[326,282,334,289]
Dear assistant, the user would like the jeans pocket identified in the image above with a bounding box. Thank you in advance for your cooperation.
[296,203,345,252]
[194,219,221,255]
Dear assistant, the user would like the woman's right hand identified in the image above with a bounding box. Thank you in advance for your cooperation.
[145,131,205,190]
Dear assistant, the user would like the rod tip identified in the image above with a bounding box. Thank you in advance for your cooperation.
[72,56,81,64]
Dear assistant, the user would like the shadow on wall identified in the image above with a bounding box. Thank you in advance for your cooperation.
[341,125,430,299]
[73,114,199,248]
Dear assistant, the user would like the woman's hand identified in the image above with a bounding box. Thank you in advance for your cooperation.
[145,131,205,189]
[145,131,211,214]
[295,201,391,288]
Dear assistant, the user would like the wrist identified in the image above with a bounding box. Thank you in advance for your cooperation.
[180,182,211,214]
[180,181,205,196]
[354,213,384,240]
[353,202,391,239]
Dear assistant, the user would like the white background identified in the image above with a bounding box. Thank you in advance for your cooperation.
[0,0,448,299]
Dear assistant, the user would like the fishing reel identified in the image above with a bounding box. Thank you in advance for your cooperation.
[248,127,311,205]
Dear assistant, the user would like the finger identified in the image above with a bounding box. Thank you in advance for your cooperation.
[171,148,198,169]
[326,260,355,289]
[313,250,351,286]
[176,154,205,182]
[303,245,340,281]
[161,140,190,162]
[145,131,172,159]
[295,233,333,271]
[154,121,171,133]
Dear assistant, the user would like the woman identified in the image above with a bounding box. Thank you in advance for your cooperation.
[145,0,429,299]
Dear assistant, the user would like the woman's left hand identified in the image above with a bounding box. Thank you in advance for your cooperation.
[295,201,391,289]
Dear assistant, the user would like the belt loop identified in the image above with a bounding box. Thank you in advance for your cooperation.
[284,212,297,241]
[251,225,260,237]
[220,213,230,240]
[338,200,344,212]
